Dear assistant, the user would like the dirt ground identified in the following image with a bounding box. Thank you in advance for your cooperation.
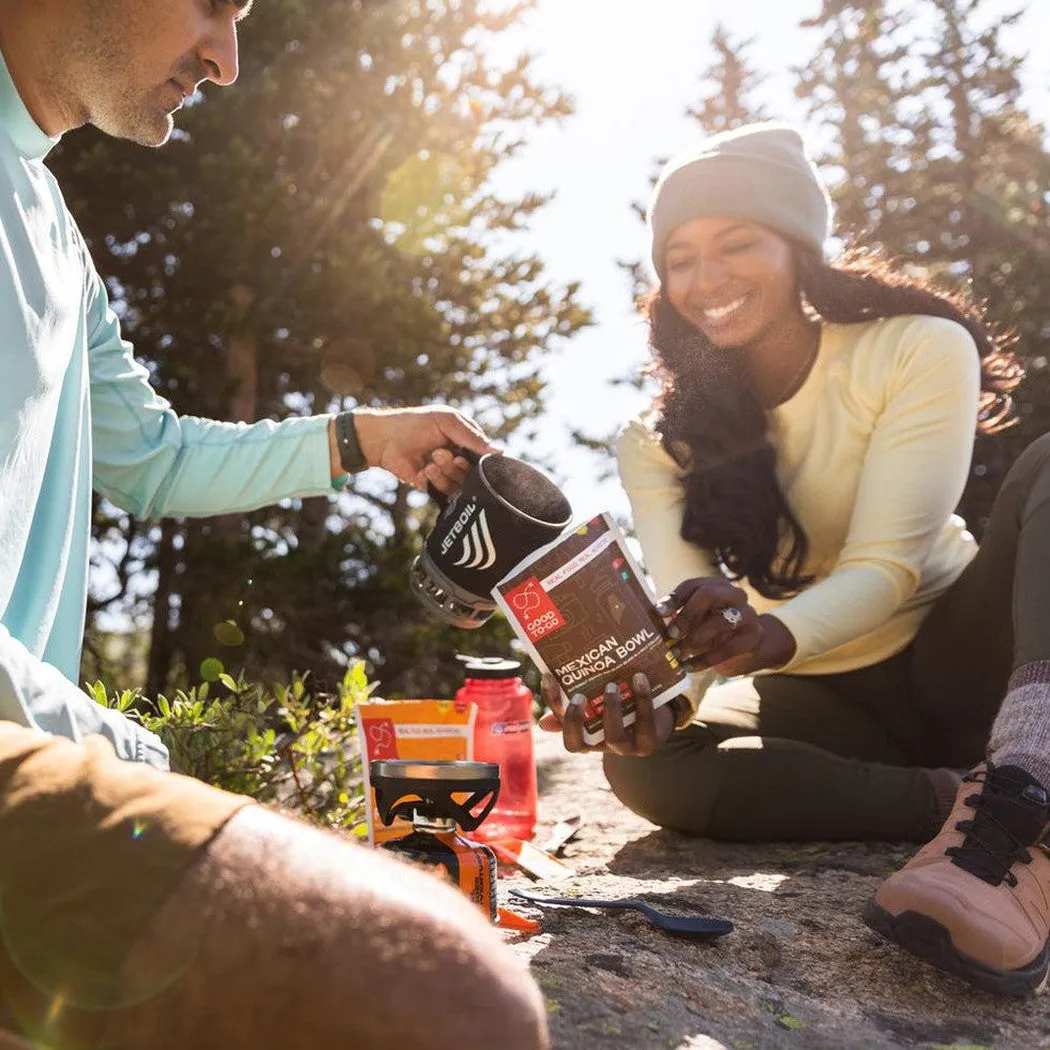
[500,730,1050,1050]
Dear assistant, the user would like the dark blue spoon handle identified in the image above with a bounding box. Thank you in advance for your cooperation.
[508,888,733,939]
[512,892,632,909]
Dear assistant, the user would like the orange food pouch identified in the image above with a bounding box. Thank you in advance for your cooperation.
[356,699,477,844]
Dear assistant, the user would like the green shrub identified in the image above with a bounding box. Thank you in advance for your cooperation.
[85,662,374,836]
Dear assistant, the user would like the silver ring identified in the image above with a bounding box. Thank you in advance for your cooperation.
[721,606,744,630]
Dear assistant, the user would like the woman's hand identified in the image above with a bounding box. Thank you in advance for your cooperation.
[661,577,796,676]
[537,672,678,756]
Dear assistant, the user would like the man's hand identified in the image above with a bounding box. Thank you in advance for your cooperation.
[660,577,796,676]
[537,673,677,756]
[332,407,499,495]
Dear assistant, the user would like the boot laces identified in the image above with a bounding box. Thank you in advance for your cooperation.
[944,767,1041,888]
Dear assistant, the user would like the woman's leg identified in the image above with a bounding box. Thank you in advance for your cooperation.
[908,434,1050,771]
[604,660,943,842]
[872,434,1050,996]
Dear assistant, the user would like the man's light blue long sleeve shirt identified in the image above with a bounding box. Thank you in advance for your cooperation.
[0,54,336,767]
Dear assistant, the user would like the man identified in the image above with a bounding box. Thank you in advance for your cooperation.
[0,2,548,1047]
[0,0,492,767]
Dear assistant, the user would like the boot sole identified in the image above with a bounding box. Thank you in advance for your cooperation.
[864,899,1049,998]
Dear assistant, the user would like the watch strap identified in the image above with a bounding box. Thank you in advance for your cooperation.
[334,411,367,473]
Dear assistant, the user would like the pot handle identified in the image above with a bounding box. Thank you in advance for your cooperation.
[426,446,481,512]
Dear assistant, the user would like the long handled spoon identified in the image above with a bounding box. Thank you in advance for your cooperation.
[509,887,733,941]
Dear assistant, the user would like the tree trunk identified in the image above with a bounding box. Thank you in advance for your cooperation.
[145,519,177,698]
[213,326,258,541]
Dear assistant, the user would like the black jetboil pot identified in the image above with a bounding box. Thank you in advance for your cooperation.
[371,760,501,921]
[410,452,572,629]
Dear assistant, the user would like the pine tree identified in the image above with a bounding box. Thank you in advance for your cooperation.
[56,0,590,698]
[797,0,1050,534]
[688,25,768,134]
[916,0,1050,529]
[796,0,924,247]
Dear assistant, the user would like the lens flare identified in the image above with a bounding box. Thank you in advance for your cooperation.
[379,151,466,256]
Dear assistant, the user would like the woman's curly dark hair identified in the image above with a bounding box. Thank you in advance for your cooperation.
[646,245,1024,599]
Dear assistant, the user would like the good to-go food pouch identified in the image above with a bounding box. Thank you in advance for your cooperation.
[356,699,477,843]
[493,512,687,746]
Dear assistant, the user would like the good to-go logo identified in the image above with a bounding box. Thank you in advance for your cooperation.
[452,507,497,571]
[364,718,397,759]
[506,577,564,642]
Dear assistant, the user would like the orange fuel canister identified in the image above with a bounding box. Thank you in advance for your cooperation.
[370,760,500,922]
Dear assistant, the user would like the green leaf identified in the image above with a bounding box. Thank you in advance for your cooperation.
[200,658,224,683]
[213,620,246,647]
[84,681,108,706]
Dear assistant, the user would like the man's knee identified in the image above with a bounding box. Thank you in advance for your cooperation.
[108,806,548,1050]
[0,725,546,1050]
[0,723,251,1046]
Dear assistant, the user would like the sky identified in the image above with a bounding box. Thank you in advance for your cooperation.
[483,0,1050,523]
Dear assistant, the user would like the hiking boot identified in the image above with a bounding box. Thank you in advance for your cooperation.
[865,762,1050,997]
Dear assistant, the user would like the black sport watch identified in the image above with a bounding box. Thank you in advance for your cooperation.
[334,410,367,473]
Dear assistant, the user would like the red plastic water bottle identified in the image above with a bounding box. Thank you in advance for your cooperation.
[455,655,537,842]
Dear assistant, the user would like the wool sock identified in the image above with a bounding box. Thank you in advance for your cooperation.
[987,660,1050,791]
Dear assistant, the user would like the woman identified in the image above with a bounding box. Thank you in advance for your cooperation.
[541,122,1050,997]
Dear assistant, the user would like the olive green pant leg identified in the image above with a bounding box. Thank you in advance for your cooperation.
[603,665,940,842]
[910,433,1050,767]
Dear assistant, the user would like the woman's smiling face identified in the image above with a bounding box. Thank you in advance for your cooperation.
[663,217,802,349]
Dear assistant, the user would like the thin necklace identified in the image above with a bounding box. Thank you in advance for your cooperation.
[766,335,820,408]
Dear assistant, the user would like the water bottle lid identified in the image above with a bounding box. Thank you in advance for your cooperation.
[456,654,522,679]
